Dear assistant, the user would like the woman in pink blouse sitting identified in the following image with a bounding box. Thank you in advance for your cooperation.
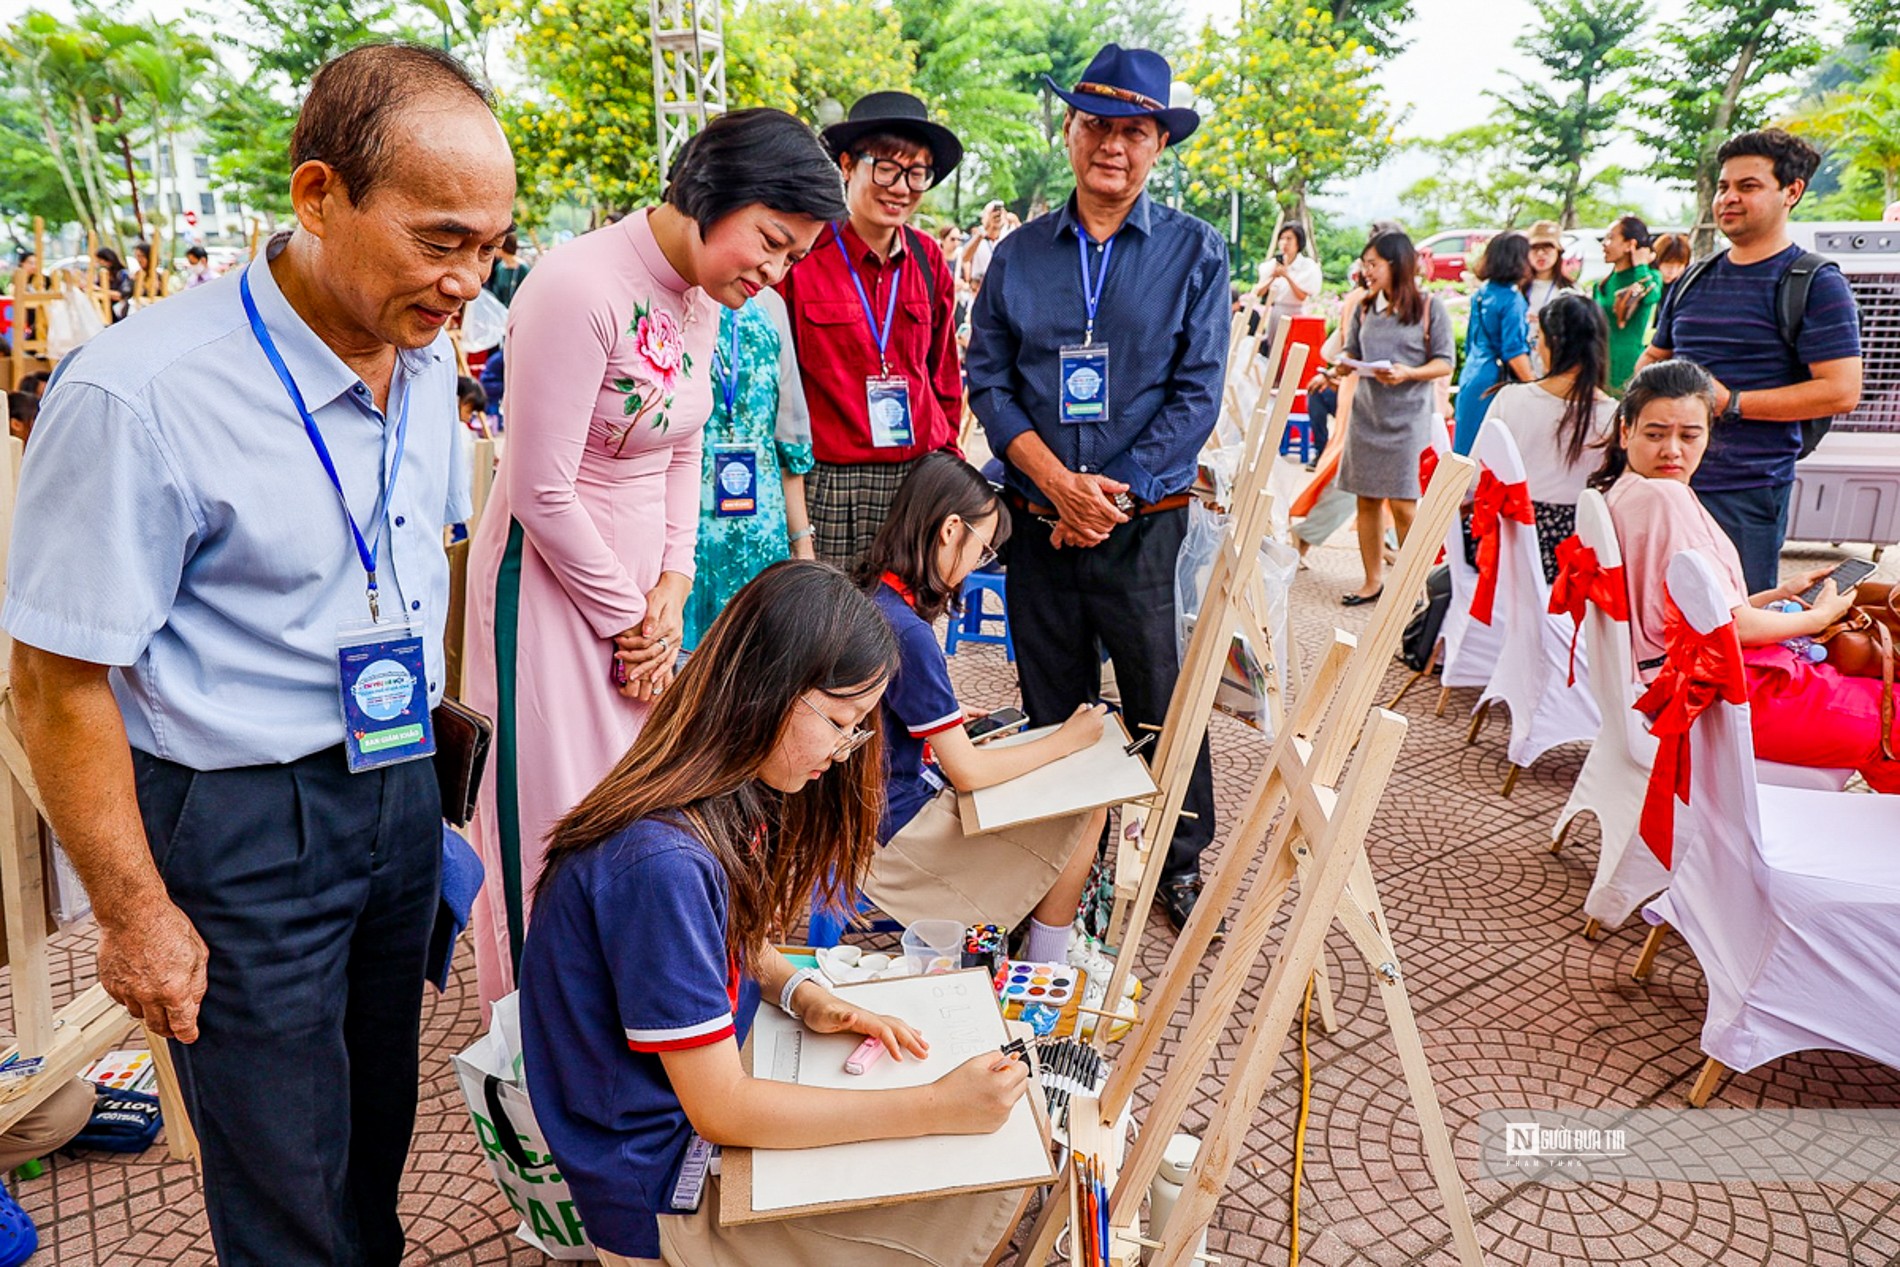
[1592,359,1900,791]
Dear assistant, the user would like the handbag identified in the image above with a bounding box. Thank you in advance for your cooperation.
[1814,582,1900,758]
[432,697,494,827]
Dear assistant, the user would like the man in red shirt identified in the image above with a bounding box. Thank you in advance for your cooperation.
[779,91,964,566]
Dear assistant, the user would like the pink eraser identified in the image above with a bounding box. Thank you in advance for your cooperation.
[843,1037,886,1076]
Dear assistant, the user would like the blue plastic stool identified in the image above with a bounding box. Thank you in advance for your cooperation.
[806,885,903,949]
[943,570,1014,661]
[1279,410,1313,464]
[0,1180,36,1267]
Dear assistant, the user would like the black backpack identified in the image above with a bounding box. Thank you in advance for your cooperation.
[1655,248,1837,458]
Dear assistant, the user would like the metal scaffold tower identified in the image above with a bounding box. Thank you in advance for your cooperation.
[650,0,727,190]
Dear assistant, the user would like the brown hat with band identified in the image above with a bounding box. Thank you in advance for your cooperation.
[1527,220,1563,249]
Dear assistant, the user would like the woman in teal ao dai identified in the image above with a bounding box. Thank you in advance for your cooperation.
[682,286,816,648]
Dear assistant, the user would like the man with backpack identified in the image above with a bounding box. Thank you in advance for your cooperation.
[1639,129,1863,591]
[779,91,965,566]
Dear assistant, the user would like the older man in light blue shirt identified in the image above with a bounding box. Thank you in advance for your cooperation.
[6,44,515,1267]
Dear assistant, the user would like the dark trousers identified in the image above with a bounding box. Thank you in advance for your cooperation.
[133,745,441,1267]
[1306,383,1338,455]
[1006,502,1216,878]
[1697,481,1794,594]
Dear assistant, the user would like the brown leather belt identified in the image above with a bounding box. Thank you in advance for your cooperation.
[1005,490,1193,520]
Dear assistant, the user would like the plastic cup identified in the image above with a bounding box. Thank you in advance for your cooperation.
[902,918,966,975]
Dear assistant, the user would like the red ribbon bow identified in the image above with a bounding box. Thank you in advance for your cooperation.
[1467,469,1534,626]
[1632,603,1748,867]
[1546,535,1629,686]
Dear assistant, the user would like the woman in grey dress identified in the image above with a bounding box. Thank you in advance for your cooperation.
[1336,231,1454,604]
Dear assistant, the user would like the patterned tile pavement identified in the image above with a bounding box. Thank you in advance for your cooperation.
[7,501,1899,1265]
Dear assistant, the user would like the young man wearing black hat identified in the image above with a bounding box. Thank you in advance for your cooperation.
[779,91,965,566]
[967,44,1231,932]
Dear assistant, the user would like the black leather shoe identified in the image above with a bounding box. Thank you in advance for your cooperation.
[1158,875,1226,938]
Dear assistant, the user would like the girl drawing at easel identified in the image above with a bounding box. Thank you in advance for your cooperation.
[855,453,1108,966]
[518,562,1029,1266]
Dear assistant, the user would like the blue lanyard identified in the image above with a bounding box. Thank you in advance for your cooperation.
[833,228,903,375]
[714,308,740,421]
[1076,228,1116,345]
[240,269,411,623]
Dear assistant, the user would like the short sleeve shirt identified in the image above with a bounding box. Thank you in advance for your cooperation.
[518,816,759,1259]
[1652,244,1862,492]
[871,581,963,841]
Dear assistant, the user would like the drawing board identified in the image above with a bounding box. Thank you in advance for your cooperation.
[956,715,1157,834]
[722,970,1054,1224]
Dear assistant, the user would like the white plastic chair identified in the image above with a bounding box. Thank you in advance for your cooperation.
[1469,421,1600,791]
[1555,491,1853,935]
[1635,549,1900,1106]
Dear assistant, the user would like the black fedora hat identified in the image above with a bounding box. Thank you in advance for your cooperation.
[820,91,963,186]
[1044,44,1199,146]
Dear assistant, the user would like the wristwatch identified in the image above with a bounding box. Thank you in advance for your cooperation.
[1112,491,1137,514]
[1720,391,1744,426]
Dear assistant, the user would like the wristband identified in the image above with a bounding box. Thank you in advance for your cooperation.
[779,966,822,1018]
[788,526,814,544]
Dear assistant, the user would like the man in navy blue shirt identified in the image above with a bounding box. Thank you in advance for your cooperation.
[1640,129,1863,591]
[968,44,1230,931]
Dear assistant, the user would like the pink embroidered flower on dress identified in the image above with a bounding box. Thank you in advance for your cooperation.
[633,307,684,393]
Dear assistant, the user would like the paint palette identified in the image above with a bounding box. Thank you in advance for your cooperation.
[997,959,1078,1007]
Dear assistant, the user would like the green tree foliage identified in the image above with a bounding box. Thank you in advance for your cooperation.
[727,0,915,121]
[896,0,1043,219]
[1627,0,1821,248]
[200,0,404,219]
[1398,123,1655,233]
[0,89,78,246]
[1847,0,1898,53]
[1328,0,1414,59]
[1491,0,1641,229]
[1784,46,1900,205]
[1177,0,1394,251]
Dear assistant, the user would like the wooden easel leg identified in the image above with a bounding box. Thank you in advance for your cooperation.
[1582,917,1601,940]
[1369,961,1486,1265]
[1500,764,1523,798]
[1434,685,1451,717]
[1312,953,1341,1035]
[1631,923,1669,982]
[143,1029,199,1165]
[1687,1055,1729,1108]
[0,768,52,1052]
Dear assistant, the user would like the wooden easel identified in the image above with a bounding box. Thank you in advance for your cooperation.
[0,436,199,1163]
[1022,451,1485,1266]
[7,220,58,391]
[130,229,169,308]
[1101,318,1300,972]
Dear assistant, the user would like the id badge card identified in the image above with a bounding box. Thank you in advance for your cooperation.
[1059,344,1110,425]
[866,376,915,448]
[336,620,436,773]
[712,443,759,517]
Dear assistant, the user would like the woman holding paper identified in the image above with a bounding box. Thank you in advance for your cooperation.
[855,453,1108,964]
[1334,231,1455,606]
[519,562,1029,1266]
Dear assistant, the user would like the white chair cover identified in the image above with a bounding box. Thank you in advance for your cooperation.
[1434,430,1503,696]
[1555,491,1672,928]
[1471,421,1600,767]
[1643,550,1900,1076]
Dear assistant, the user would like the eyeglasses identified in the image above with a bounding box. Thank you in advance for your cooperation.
[801,694,877,762]
[961,520,999,571]
[855,152,936,192]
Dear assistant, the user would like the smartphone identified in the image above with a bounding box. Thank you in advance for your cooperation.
[1799,558,1877,606]
[965,707,1029,744]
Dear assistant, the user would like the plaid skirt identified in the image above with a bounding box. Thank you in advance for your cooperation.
[807,457,925,568]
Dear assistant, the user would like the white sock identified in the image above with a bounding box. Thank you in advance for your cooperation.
[1025,916,1072,964]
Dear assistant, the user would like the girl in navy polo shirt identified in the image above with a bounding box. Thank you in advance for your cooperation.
[519,562,1029,1265]
[857,453,1109,966]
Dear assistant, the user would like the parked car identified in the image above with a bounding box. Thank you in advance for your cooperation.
[1416,229,1494,282]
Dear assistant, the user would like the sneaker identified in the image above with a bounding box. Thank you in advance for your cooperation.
[1067,936,1140,999]
[1077,969,1142,1041]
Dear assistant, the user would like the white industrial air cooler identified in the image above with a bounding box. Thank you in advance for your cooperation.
[1785,222,1900,555]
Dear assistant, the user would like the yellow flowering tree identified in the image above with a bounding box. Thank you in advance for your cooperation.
[727,0,915,121]
[492,0,659,225]
[1178,0,1395,238]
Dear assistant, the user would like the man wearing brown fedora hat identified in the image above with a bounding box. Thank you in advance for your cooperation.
[968,44,1231,933]
[779,91,965,567]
